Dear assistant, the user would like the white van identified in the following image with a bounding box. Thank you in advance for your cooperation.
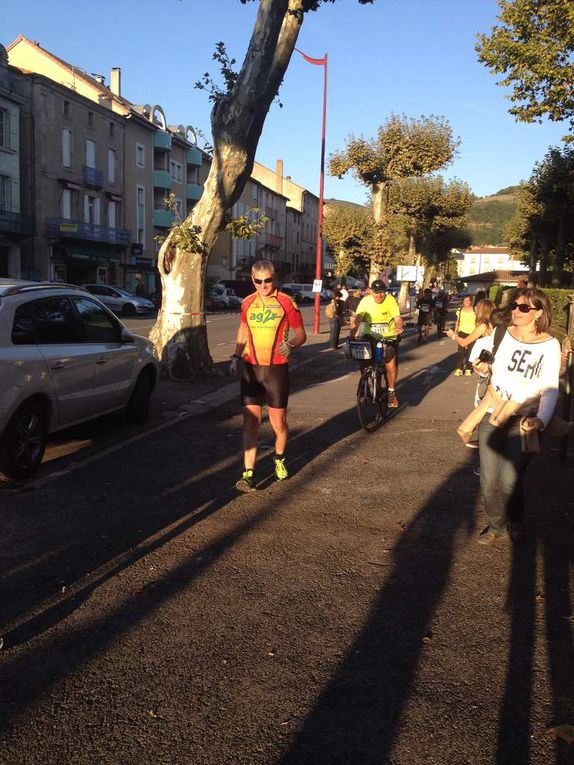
[282,283,329,304]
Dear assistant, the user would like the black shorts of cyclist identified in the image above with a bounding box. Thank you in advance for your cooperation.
[359,336,398,369]
[240,362,290,409]
[418,313,433,327]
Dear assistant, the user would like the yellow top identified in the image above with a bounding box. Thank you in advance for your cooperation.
[457,307,477,334]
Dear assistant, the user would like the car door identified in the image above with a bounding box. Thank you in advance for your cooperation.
[72,296,138,412]
[34,296,98,426]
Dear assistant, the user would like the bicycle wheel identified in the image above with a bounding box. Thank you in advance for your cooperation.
[356,367,385,432]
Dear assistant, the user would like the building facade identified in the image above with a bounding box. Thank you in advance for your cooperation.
[454,246,525,278]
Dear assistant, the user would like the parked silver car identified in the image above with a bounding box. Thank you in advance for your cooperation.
[0,280,159,480]
[82,284,155,316]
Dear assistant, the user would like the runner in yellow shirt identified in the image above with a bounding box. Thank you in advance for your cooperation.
[350,280,404,407]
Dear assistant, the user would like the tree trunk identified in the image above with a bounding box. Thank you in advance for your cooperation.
[528,236,538,285]
[150,0,304,378]
[369,182,388,282]
[539,235,549,287]
[552,214,566,286]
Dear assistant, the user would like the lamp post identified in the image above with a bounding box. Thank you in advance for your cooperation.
[295,48,327,335]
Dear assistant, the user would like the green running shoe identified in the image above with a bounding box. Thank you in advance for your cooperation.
[236,469,256,492]
[274,456,288,481]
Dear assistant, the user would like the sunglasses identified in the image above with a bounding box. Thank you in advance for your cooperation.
[510,301,536,313]
[253,277,273,285]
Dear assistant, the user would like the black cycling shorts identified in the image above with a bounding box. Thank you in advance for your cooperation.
[359,338,398,370]
[240,362,290,409]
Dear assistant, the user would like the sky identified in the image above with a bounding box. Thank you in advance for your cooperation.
[3,0,570,206]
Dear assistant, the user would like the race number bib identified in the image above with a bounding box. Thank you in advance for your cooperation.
[370,322,390,335]
[435,300,443,308]
[420,304,430,313]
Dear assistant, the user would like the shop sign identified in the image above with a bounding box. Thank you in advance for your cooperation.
[60,223,78,233]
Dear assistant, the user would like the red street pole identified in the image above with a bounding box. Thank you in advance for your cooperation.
[295,49,328,335]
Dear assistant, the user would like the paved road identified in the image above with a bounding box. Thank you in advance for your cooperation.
[1,309,572,765]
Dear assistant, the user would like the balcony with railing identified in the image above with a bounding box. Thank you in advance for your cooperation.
[152,209,176,228]
[153,169,172,190]
[186,147,202,166]
[261,233,284,250]
[47,218,131,244]
[83,165,104,189]
[153,131,172,151]
[0,210,36,235]
[186,182,203,201]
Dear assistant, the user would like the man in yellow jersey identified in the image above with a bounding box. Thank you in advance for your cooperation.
[349,279,404,407]
[229,260,306,492]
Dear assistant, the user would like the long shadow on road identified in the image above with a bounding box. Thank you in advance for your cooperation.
[278,464,476,765]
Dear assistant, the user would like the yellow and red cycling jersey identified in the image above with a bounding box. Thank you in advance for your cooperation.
[241,290,303,366]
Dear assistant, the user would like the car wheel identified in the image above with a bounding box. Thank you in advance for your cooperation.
[0,401,48,480]
[126,371,152,425]
[122,303,137,317]
[302,296,313,304]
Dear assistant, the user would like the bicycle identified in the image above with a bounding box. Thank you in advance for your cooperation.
[344,338,390,432]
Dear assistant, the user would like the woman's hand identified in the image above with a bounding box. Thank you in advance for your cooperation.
[473,361,490,375]
[446,329,455,339]
[521,416,544,432]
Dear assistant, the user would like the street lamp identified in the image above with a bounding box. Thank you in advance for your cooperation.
[295,48,327,335]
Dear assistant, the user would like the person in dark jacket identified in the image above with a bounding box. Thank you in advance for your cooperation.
[328,291,345,349]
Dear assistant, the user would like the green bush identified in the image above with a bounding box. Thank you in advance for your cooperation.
[489,285,503,304]
[540,288,572,334]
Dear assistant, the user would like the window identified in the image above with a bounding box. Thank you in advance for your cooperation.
[175,198,182,218]
[109,122,115,138]
[137,186,145,244]
[63,100,70,118]
[0,174,11,213]
[84,194,100,225]
[88,111,94,127]
[108,148,116,183]
[62,128,72,168]
[62,188,71,219]
[170,160,183,183]
[86,139,96,168]
[11,302,36,345]
[108,200,116,229]
[33,297,80,344]
[0,109,8,149]
[73,297,120,343]
[136,143,145,167]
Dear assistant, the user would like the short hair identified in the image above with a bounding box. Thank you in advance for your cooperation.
[516,287,553,333]
[252,259,275,275]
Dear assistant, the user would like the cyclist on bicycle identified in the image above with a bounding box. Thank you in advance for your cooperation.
[349,279,404,407]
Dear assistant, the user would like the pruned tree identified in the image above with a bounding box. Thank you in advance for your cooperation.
[150,0,373,378]
[322,205,374,278]
[476,0,574,141]
[328,114,460,280]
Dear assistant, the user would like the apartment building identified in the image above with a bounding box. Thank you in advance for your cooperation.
[251,160,331,281]
[454,246,525,278]
[0,44,35,278]
[7,36,208,294]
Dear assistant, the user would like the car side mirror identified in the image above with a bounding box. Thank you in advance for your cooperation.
[120,327,134,343]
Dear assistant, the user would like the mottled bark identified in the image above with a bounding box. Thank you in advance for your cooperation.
[150,0,304,378]
[552,214,566,286]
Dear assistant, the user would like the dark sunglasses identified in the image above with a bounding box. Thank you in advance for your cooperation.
[253,277,273,284]
[510,301,536,313]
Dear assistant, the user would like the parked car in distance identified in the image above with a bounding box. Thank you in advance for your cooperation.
[280,286,302,303]
[82,284,155,316]
[208,284,242,309]
[219,279,254,299]
[0,279,159,480]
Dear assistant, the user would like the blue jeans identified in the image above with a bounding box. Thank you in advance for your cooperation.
[478,415,533,531]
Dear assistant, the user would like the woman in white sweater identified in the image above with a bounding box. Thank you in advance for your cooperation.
[472,288,561,545]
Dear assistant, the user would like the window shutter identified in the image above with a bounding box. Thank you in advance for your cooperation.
[9,107,18,152]
[94,197,101,225]
[84,194,90,223]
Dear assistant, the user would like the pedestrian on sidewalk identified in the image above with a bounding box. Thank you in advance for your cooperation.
[471,288,562,545]
[453,295,477,376]
[229,260,306,492]
[326,290,344,349]
[416,288,434,344]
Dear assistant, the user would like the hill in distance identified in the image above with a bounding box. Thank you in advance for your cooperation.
[468,186,519,246]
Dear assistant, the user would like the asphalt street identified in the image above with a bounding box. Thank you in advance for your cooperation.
[1,309,573,765]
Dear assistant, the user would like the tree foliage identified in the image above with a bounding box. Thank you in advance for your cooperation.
[476,0,574,140]
[505,146,574,284]
[322,205,374,276]
[329,114,459,189]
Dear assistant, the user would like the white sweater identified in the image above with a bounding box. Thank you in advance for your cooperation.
[479,330,561,427]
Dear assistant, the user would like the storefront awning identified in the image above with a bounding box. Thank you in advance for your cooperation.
[53,242,122,263]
